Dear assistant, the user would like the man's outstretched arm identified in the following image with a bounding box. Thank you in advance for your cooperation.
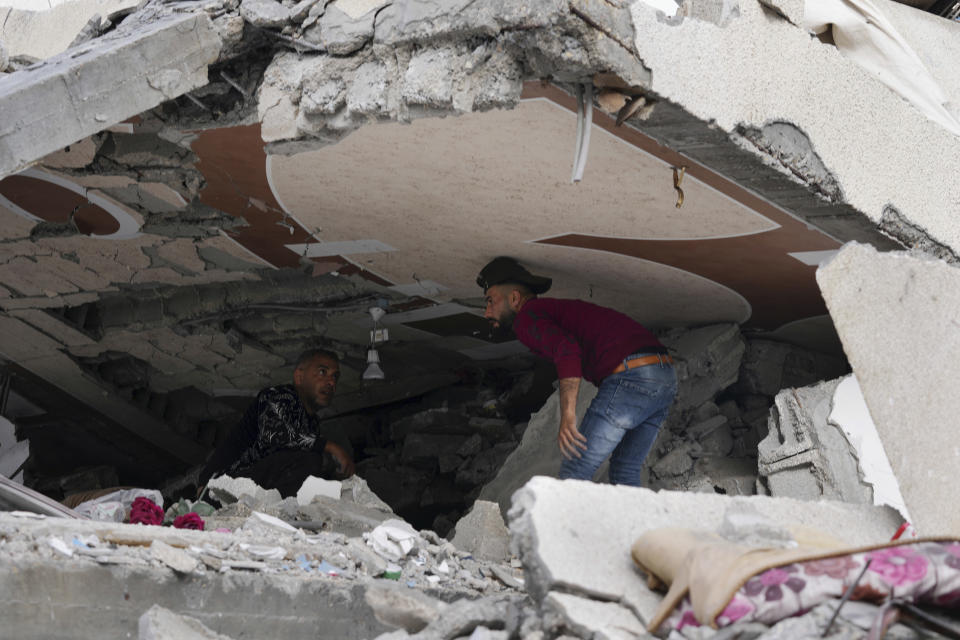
[557,377,588,460]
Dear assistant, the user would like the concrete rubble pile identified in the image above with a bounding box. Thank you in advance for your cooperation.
[347,365,552,536]
[1,473,531,639]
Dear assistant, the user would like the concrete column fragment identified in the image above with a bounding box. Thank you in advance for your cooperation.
[0,12,221,178]
[817,242,960,534]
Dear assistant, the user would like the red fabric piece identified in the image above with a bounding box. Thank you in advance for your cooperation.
[129,497,163,526]
[173,512,205,531]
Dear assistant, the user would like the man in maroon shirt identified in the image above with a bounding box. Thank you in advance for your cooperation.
[478,257,677,486]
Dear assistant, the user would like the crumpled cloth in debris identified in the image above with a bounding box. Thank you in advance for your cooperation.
[366,519,423,562]
[73,488,164,522]
[632,527,960,633]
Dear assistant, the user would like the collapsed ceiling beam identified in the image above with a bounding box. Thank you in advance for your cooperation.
[0,12,221,178]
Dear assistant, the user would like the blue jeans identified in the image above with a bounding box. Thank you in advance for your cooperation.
[559,357,677,486]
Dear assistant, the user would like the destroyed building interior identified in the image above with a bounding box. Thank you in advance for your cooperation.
[0,0,959,637]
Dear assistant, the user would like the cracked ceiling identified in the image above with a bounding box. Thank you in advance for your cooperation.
[1,0,951,492]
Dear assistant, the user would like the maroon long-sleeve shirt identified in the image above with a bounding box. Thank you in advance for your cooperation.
[512,298,665,385]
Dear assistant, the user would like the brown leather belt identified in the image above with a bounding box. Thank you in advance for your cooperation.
[610,353,673,375]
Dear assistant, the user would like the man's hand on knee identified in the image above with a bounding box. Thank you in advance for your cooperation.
[324,441,355,478]
[557,414,588,460]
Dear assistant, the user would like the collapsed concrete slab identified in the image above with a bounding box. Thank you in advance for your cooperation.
[758,378,873,503]
[817,242,960,534]
[0,11,221,178]
[627,0,960,253]
[508,476,903,628]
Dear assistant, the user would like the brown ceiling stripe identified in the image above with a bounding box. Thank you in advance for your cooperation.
[522,82,840,329]
[0,175,120,236]
[191,124,393,292]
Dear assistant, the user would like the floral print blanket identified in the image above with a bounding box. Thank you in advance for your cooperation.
[665,540,960,632]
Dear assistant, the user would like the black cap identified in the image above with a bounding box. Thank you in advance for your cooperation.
[477,257,552,294]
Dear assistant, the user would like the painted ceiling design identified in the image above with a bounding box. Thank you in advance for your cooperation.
[0,82,841,351]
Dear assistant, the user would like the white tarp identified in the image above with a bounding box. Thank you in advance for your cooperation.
[804,0,960,137]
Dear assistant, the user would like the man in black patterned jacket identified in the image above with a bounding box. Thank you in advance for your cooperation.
[198,349,355,496]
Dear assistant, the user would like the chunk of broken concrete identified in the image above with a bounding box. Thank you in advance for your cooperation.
[758,377,873,504]
[139,604,234,640]
[298,495,393,537]
[151,540,199,574]
[364,582,445,633]
[542,592,646,640]
[451,500,511,563]
[341,474,395,513]
[207,474,282,507]
[296,475,342,505]
[817,242,960,534]
[408,595,524,640]
[508,476,902,627]
[239,0,294,27]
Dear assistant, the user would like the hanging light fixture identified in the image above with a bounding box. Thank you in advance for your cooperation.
[363,306,387,380]
[363,348,385,380]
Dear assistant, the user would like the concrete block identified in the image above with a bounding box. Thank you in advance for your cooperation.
[364,583,444,633]
[151,540,200,575]
[139,605,235,640]
[0,13,221,178]
[817,243,960,534]
[660,323,745,415]
[758,377,872,505]
[240,0,295,28]
[735,339,848,397]
[450,500,510,563]
[402,47,455,108]
[314,2,382,54]
[341,475,395,514]
[543,592,646,640]
[297,475,342,505]
[508,476,903,625]
[207,474,283,506]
